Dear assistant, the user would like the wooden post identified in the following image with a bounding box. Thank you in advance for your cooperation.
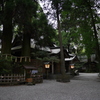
[25,57,27,62]
[15,57,17,62]
[20,57,22,62]
[29,57,31,62]
[52,61,54,74]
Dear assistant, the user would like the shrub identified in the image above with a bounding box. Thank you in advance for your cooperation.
[0,57,13,74]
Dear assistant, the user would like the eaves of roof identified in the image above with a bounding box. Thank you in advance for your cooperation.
[65,56,76,61]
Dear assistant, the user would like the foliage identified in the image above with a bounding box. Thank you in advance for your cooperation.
[40,0,100,75]
[32,50,59,63]
[0,0,56,55]
[32,7,56,46]
[0,0,100,73]
[0,57,13,74]
[12,62,24,74]
[36,55,60,63]
[60,0,100,56]
[49,56,60,63]
[32,50,49,58]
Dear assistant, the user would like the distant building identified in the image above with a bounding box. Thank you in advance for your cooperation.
[10,36,79,78]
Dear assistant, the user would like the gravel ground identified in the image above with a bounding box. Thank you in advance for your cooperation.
[0,73,100,100]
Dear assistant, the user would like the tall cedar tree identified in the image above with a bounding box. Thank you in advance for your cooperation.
[1,0,14,54]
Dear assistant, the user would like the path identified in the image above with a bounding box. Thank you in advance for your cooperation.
[0,73,100,100]
[72,73,99,81]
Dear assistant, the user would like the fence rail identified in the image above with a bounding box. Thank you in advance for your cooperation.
[0,54,31,62]
[0,74,25,85]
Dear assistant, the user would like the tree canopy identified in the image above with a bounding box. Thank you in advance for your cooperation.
[40,0,100,70]
[0,0,56,56]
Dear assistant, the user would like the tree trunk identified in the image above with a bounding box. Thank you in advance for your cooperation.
[22,33,31,56]
[56,3,70,82]
[2,24,13,54]
[1,1,13,54]
[56,6,66,75]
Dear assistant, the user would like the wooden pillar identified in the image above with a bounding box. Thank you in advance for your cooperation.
[52,61,54,74]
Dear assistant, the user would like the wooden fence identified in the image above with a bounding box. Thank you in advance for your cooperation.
[31,74,43,83]
[0,74,25,85]
[0,74,43,85]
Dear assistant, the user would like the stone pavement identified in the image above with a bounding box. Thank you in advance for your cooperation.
[0,73,100,100]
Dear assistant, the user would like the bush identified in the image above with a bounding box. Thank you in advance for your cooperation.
[0,57,13,74]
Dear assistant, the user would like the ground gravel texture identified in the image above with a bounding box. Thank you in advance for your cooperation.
[0,73,100,100]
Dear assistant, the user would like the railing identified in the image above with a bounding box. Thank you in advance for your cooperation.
[0,74,25,85]
[0,54,31,62]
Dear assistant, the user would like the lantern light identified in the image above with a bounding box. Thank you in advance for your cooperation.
[70,64,74,69]
[44,62,50,69]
